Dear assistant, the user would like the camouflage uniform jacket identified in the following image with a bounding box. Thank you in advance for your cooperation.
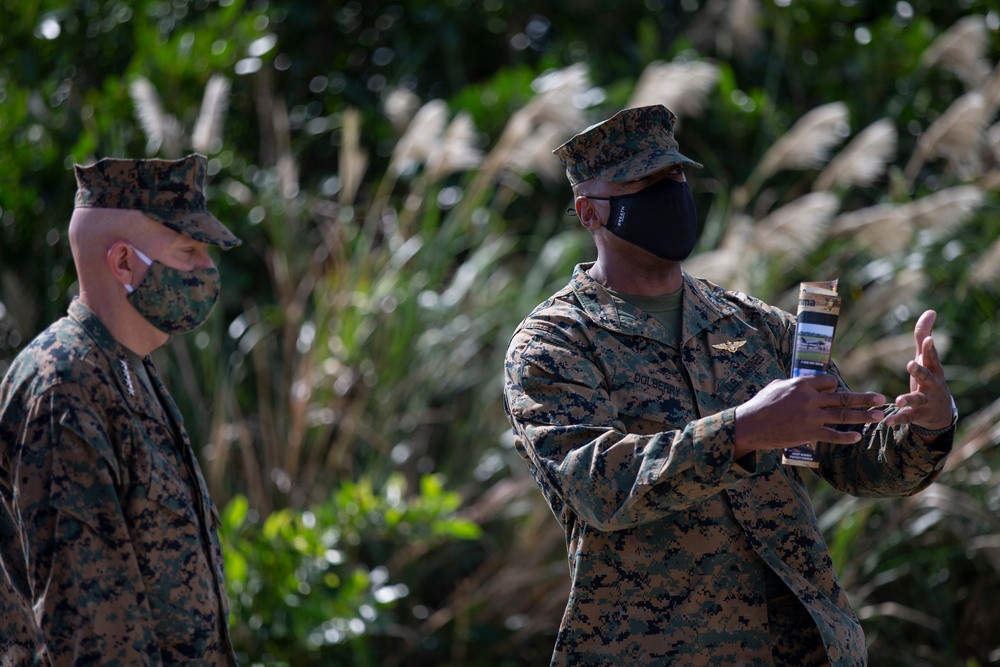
[0,298,237,666]
[1,501,49,667]
[503,264,952,666]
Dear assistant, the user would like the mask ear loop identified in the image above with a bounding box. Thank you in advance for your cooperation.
[129,245,154,267]
[566,194,612,216]
[124,244,154,294]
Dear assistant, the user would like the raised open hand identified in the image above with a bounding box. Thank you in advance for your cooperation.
[882,310,955,433]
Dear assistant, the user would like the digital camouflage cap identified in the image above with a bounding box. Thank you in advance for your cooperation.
[74,154,241,248]
[553,105,703,186]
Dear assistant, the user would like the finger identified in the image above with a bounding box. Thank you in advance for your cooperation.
[882,406,912,427]
[822,391,886,409]
[827,405,887,425]
[893,392,929,412]
[884,397,952,428]
[799,373,840,392]
[913,310,936,356]
[906,359,937,385]
[896,386,922,409]
[895,386,951,410]
[894,390,930,408]
[818,426,864,445]
[919,335,943,374]
[897,361,944,407]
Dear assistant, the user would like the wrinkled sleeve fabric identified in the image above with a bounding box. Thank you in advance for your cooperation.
[816,365,952,498]
[16,383,161,666]
[0,504,50,667]
[745,296,951,498]
[505,320,757,532]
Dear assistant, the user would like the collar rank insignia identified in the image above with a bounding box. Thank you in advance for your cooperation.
[712,340,747,353]
[120,358,136,397]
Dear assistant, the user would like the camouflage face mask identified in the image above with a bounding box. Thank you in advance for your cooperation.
[125,245,221,334]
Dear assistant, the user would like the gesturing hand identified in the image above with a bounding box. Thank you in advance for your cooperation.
[882,310,955,432]
[733,374,886,459]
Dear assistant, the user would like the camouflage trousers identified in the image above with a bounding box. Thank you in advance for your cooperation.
[768,593,830,667]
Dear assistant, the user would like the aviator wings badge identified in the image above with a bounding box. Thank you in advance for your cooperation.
[712,340,747,353]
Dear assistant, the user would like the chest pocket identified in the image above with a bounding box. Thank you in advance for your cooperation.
[133,442,220,649]
[704,338,788,408]
[135,443,211,592]
[605,339,696,431]
[147,445,198,522]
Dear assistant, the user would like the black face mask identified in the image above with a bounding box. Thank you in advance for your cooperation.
[593,177,699,261]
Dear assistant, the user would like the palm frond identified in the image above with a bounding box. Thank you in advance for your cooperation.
[426,111,484,182]
[838,332,951,381]
[338,107,369,205]
[981,60,1000,118]
[830,202,898,236]
[752,191,840,264]
[734,102,849,210]
[964,236,1000,288]
[453,64,591,221]
[978,168,1000,192]
[627,59,721,118]
[512,63,591,145]
[919,92,988,163]
[837,334,913,380]
[191,74,231,155]
[726,0,764,59]
[905,92,988,181]
[848,269,928,332]
[684,247,744,287]
[269,96,298,200]
[129,75,184,157]
[906,185,984,235]
[921,14,991,88]
[945,396,1000,469]
[854,217,914,256]
[502,123,570,183]
[813,118,897,191]
[388,99,449,178]
[383,87,421,132]
[757,102,850,176]
[684,214,755,287]
[686,0,762,60]
[832,186,982,255]
[986,121,1000,166]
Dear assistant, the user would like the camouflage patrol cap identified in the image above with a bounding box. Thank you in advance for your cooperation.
[74,154,241,248]
[553,105,703,186]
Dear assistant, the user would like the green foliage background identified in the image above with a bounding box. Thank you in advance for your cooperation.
[2,1,1000,665]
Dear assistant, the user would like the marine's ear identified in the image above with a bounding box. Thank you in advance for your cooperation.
[575,195,607,232]
[106,241,140,293]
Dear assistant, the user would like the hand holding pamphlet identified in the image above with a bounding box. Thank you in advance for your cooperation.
[782,280,841,468]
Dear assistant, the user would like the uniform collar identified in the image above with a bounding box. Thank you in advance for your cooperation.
[568,262,738,344]
[67,298,180,426]
[68,297,120,353]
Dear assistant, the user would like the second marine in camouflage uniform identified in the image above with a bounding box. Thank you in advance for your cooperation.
[503,106,956,666]
[504,265,951,665]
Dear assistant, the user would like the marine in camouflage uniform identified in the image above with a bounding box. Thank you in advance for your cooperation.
[503,106,957,666]
[0,155,241,665]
